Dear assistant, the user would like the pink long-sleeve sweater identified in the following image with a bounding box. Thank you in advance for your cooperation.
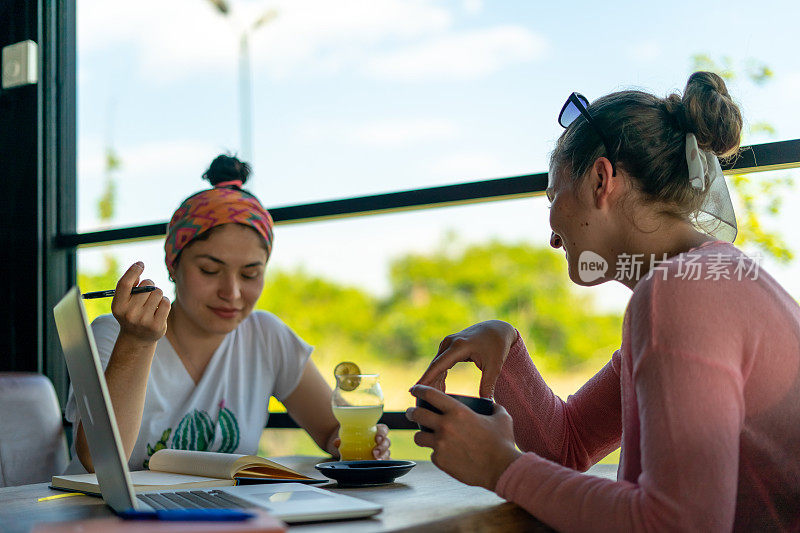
[494,241,800,531]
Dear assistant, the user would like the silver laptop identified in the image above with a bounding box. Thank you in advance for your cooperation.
[53,286,382,523]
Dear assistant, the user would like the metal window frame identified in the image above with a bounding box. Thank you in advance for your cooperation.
[0,0,76,390]
[42,0,78,407]
[54,139,800,249]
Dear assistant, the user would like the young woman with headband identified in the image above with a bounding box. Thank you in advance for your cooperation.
[65,154,391,472]
[408,72,799,530]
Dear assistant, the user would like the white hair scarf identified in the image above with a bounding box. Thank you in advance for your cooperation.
[685,132,738,242]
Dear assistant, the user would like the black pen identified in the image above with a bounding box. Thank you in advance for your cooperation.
[82,286,158,299]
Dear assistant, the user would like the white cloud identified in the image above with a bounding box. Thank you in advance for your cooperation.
[364,26,547,82]
[78,1,545,84]
[294,117,460,147]
[78,0,452,83]
[350,118,459,146]
[429,151,508,181]
[627,41,662,63]
[775,70,800,96]
[463,0,483,14]
[293,121,328,143]
[742,69,800,139]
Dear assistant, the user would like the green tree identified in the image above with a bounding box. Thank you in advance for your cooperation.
[97,148,120,221]
[377,239,621,371]
[256,268,379,365]
[691,55,794,262]
[79,146,123,321]
[256,239,622,373]
[80,255,123,321]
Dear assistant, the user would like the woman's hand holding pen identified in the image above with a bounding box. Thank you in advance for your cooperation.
[112,262,170,345]
[76,262,172,469]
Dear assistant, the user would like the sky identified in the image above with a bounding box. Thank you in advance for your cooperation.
[76,0,800,312]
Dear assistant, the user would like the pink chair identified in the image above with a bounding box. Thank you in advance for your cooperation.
[0,372,68,486]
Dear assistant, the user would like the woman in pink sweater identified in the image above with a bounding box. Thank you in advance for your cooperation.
[408,72,800,531]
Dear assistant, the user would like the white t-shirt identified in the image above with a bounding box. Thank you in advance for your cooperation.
[64,311,312,473]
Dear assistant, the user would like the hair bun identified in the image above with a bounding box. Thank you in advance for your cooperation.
[202,154,252,187]
[663,93,690,132]
[681,71,742,157]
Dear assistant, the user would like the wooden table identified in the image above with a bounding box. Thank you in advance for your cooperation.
[0,456,617,533]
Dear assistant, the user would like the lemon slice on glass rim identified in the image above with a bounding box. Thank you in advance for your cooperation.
[334,361,361,391]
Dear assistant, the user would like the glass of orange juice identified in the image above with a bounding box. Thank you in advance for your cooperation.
[332,373,383,461]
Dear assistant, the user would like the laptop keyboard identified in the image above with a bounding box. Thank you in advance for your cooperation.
[137,490,249,510]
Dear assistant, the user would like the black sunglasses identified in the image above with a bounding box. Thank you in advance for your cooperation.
[558,92,617,176]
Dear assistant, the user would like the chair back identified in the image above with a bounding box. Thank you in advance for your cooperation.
[0,372,68,486]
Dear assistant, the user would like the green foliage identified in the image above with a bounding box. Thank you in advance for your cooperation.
[691,54,737,81]
[690,55,774,86]
[78,255,121,322]
[256,268,380,363]
[257,239,622,373]
[690,55,794,263]
[729,173,794,262]
[378,240,615,369]
[98,147,121,222]
[144,428,172,469]
[80,145,122,322]
[97,180,117,221]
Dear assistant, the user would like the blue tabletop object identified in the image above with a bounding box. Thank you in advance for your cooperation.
[118,509,255,521]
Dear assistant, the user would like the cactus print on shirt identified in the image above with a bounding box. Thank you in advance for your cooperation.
[143,400,241,469]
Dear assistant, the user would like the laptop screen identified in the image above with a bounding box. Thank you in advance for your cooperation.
[54,287,140,512]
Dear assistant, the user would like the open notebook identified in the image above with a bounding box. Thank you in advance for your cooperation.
[52,449,320,495]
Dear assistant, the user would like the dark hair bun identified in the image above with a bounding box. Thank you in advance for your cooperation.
[202,154,251,187]
[681,71,742,157]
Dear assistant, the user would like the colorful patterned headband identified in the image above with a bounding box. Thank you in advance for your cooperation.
[164,185,274,271]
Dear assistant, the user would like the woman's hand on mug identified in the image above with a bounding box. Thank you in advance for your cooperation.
[407,385,521,490]
[416,320,517,399]
[111,262,170,344]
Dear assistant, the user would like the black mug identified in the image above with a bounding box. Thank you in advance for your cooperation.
[415,393,494,432]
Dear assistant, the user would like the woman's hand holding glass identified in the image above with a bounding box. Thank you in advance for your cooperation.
[331,424,391,460]
[331,374,391,460]
[372,424,391,459]
[111,262,170,345]
[416,320,517,399]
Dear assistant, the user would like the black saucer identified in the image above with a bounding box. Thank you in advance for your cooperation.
[315,460,416,487]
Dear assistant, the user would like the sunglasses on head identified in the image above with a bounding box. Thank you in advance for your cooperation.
[558,92,617,176]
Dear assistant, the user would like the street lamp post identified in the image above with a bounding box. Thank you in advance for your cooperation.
[239,32,253,163]
[206,0,277,164]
